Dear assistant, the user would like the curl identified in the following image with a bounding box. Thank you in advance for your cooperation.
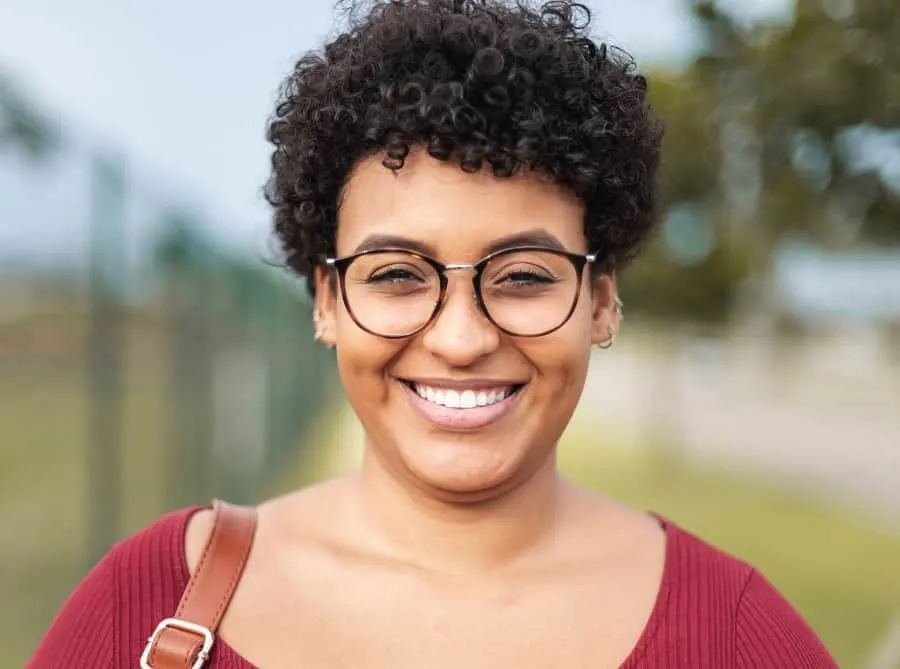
[265,0,663,295]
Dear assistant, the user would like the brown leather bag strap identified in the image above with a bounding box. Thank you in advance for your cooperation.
[140,500,258,669]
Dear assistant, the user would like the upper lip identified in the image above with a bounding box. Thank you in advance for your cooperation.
[400,377,526,390]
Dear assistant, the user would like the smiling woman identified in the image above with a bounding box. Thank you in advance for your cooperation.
[29,1,837,668]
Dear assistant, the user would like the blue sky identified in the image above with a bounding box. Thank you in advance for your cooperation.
[0,0,788,262]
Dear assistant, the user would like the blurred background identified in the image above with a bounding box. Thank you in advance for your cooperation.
[1,0,898,667]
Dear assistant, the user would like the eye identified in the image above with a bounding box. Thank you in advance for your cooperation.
[489,263,558,287]
[500,269,556,285]
[367,266,426,284]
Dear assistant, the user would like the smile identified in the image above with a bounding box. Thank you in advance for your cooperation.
[410,383,517,409]
[400,379,525,430]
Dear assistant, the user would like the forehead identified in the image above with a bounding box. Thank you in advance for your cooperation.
[336,147,586,260]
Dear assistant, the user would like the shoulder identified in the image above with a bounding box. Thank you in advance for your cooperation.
[28,505,207,669]
[184,480,355,576]
[111,505,203,596]
[661,519,837,667]
[98,505,211,662]
[27,544,119,668]
[661,518,755,597]
[115,505,206,570]
[734,569,838,668]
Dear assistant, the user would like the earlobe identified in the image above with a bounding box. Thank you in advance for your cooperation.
[313,266,338,349]
[590,273,621,348]
[313,309,335,349]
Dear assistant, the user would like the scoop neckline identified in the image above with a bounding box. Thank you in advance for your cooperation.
[175,505,675,668]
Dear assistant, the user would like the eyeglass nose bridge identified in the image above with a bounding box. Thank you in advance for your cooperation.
[438,261,482,304]
[443,262,480,275]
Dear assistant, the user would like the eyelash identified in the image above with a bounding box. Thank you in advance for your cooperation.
[369,268,425,283]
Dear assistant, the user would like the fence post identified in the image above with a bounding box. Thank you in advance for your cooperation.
[86,152,126,567]
[158,216,215,510]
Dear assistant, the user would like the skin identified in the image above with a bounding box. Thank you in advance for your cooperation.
[185,146,666,668]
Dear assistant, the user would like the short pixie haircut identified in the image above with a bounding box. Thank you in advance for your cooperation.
[265,0,663,294]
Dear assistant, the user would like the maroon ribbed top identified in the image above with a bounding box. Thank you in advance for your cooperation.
[28,506,837,668]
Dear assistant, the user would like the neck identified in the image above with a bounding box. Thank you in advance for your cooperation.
[349,445,566,574]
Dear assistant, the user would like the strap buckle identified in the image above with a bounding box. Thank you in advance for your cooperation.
[140,617,215,669]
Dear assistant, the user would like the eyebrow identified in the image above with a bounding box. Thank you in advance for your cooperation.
[350,228,569,257]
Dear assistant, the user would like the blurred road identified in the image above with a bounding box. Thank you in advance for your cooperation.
[579,335,900,520]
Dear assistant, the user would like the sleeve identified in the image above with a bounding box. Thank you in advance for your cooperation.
[26,550,117,669]
[735,569,838,669]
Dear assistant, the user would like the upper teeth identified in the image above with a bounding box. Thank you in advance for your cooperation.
[413,384,514,409]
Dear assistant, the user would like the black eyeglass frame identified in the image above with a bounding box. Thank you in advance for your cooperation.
[324,246,597,339]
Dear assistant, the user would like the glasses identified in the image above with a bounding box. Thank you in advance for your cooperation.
[325,246,596,338]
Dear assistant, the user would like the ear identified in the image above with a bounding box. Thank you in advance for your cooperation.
[313,265,338,348]
[589,272,620,346]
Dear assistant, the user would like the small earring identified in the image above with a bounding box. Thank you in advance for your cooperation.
[313,308,333,348]
[316,332,335,350]
[314,330,334,349]
[596,326,616,350]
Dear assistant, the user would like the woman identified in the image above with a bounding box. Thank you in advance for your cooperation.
[30,0,837,667]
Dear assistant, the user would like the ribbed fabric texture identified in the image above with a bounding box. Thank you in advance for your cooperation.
[28,507,837,668]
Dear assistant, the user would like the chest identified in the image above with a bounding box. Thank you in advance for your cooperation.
[217,556,661,669]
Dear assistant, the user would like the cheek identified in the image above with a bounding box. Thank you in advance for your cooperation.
[546,297,595,361]
[528,297,593,389]
[334,313,403,402]
[522,327,591,391]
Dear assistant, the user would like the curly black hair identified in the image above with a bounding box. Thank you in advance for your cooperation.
[265,0,663,294]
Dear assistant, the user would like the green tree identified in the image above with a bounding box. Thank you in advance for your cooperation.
[625,0,899,324]
[753,0,900,247]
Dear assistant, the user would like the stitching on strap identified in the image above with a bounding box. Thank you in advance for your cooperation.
[175,504,222,618]
[212,512,253,624]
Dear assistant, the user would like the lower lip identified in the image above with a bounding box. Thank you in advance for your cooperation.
[401,383,521,430]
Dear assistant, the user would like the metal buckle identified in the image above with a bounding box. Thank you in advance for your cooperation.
[140,617,215,669]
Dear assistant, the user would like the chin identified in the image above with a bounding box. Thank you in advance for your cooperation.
[399,440,530,501]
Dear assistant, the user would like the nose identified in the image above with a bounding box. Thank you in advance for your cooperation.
[420,270,500,366]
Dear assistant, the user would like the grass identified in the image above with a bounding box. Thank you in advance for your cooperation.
[0,357,169,668]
